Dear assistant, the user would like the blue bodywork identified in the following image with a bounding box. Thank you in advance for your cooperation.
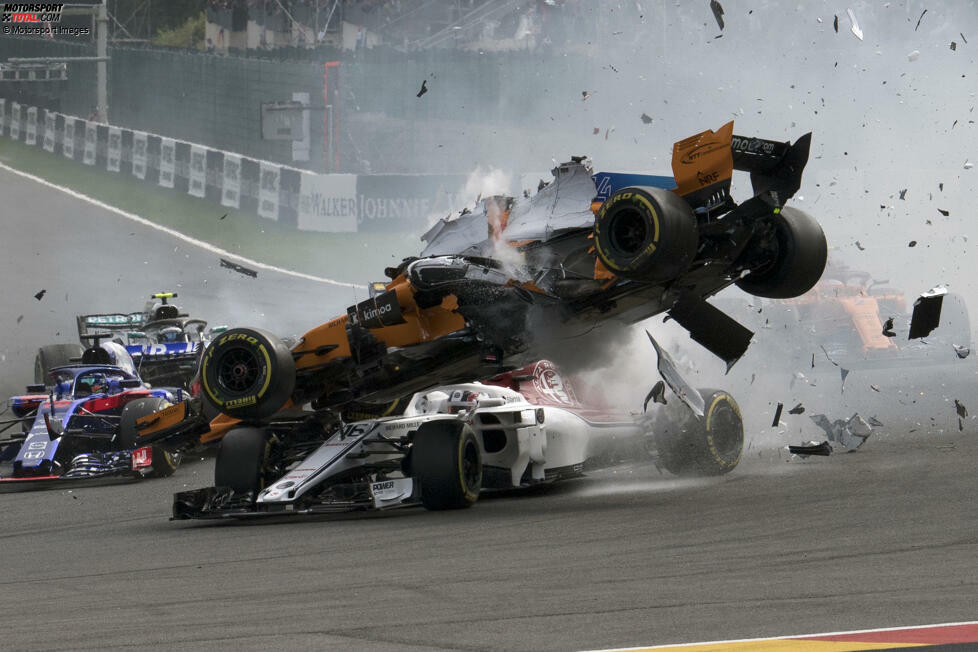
[591,172,675,203]
[4,365,173,478]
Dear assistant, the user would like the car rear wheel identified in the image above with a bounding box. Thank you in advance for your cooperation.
[34,343,85,384]
[412,421,482,510]
[652,388,743,476]
[737,207,827,299]
[200,328,295,420]
[593,186,698,283]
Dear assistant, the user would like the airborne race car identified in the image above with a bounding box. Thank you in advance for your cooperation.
[138,121,826,512]
[0,343,182,490]
[173,359,744,517]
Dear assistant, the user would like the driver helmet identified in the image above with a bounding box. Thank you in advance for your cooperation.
[158,326,184,343]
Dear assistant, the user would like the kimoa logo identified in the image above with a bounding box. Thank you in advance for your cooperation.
[362,303,392,320]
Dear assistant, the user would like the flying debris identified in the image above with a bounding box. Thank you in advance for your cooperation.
[909,286,947,339]
[908,240,917,248]
[788,441,833,457]
[840,367,850,391]
[810,413,873,450]
[219,258,258,278]
[882,317,896,337]
[640,113,653,124]
[907,50,920,62]
[593,127,600,135]
[582,90,590,101]
[953,344,970,359]
[965,161,974,170]
[938,208,950,216]
[33,289,46,301]
[643,380,667,412]
[16,315,23,324]
[951,41,957,51]
[820,344,840,366]
[710,0,725,30]
[847,8,863,40]
[788,403,805,415]
[899,189,907,200]
[870,384,880,392]
[868,416,884,427]
[914,8,927,31]
[954,399,968,419]
[855,241,865,251]
[219,213,227,220]
[772,402,784,427]
[416,80,428,98]
[833,15,838,33]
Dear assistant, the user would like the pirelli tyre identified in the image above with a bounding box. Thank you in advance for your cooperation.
[34,343,85,384]
[653,389,743,476]
[118,397,181,478]
[412,421,482,510]
[737,206,827,299]
[214,427,269,495]
[593,186,698,283]
[200,328,295,420]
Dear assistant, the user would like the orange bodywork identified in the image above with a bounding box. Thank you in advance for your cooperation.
[672,121,734,199]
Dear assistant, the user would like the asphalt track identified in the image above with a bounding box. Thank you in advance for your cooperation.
[2,168,978,651]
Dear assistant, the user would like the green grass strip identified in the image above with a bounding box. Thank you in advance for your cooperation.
[0,137,417,283]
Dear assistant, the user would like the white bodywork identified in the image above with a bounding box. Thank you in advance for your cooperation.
[256,381,642,511]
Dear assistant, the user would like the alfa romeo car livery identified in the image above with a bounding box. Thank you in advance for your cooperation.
[173,358,744,518]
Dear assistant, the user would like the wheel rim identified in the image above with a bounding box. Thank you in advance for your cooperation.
[460,438,481,492]
[709,401,743,460]
[215,347,261,394]
[608,208,648,255]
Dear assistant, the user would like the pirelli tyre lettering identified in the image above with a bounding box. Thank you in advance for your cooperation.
[593,185,698,283]
[200,328,296,420]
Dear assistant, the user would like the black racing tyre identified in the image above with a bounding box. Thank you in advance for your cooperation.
[736,206,827,299]
[214,427,269,495]
[200,328,295,420]
[34,343,85,384]
[412,421,482,510]
[653,388,743,476]
[118,397,181,478]
[593,186,698,283]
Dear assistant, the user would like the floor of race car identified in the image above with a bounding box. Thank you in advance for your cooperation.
[0,425,975,652]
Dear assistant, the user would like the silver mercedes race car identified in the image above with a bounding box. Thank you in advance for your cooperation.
[172,349,743,519]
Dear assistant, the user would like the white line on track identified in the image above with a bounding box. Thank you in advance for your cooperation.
[0,161,364,289]
[580,620,978,651]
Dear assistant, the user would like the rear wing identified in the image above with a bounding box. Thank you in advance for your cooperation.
[76,313,145,343]
[672,121,811,211]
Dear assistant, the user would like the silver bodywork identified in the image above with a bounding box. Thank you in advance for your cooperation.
[255,381,643,512]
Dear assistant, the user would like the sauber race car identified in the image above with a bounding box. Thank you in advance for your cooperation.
[61,292,227,391]
[0,343,183,490]
[136,122,825,467]
[173,358,743,518]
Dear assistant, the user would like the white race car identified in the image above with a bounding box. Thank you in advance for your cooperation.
[172,356,744,519]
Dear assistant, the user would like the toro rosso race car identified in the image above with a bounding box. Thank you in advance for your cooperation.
[0,343,182,490]
[137,122,825,479]
[173,359,744,518]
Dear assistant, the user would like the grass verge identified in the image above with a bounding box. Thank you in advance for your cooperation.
[0,137,416,283]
